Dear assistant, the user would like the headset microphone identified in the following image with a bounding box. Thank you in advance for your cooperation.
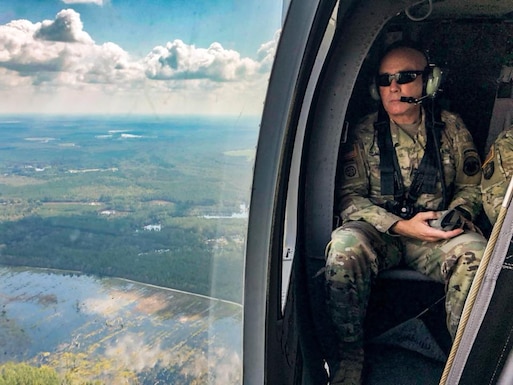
[400,95,430,104]
[399,65,443,104]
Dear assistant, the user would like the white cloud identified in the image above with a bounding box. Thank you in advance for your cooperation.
[62,0,106,5]
[0,9,141,86]
[257,30,281,73]
[35,9,94,43]
[0,9,280,115]
[144,40,260,82]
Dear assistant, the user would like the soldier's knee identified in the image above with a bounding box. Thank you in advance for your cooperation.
[325,230,371,284]
[441,232,487,279]
[327,225,370,256]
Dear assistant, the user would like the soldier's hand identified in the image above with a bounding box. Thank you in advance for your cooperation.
[390,211,464,242]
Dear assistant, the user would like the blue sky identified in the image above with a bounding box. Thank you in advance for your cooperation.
[0,0,283,115]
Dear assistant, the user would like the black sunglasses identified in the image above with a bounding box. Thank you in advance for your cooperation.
[377,70,424,87]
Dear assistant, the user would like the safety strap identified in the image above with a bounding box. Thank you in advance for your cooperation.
[375,107,404,201]
[375,101,446,206]
[408,100,445,201]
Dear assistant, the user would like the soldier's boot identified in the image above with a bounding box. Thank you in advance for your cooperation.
[329,343,364,385]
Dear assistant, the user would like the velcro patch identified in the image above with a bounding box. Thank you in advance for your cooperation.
[343,144,358,160]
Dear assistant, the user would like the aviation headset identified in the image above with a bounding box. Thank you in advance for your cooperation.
[369,42,443,102]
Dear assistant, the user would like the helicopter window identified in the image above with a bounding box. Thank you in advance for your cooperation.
[0,1,281,384]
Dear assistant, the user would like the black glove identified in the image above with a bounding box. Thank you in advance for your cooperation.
[428,208,465,231]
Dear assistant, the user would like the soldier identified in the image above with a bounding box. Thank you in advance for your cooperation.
[481,128,513,225]
[325,42,487,385]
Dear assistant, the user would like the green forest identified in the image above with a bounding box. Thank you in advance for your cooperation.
[0,362,102,385]
[0,115,257,304]
[0,213,245,302]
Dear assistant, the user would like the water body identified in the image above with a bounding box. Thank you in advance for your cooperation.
[0,266,242,384]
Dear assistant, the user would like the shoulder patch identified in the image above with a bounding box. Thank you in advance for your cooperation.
[463,149,481,176]
[343,161,359,179]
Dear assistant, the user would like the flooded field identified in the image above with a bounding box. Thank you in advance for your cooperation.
[0,266,242,384]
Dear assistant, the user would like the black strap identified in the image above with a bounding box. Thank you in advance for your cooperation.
[375,106,404,201]
[408,102,445,201]
[375,101,446,207]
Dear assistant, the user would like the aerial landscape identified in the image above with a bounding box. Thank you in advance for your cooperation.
[0,115,255,302]
[0,114,256,384]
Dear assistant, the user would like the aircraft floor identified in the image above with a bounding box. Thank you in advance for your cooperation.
[364,344,445,385]
[362,270,450,385]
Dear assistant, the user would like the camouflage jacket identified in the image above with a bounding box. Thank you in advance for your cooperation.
[339,110,482,233]
[481,128,513,225]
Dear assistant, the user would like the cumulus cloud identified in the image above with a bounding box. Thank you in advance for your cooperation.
[0,9,141,85]
[0,8,281,114]
[143,40,260,82]
[35,9,94,43]
[0,10,278,87]
[257,29,280,73]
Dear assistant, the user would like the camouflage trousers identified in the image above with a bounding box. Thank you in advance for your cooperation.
[325,220,487,344]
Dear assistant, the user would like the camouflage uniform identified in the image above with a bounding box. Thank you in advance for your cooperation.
[325,109,487,350]
[481,128,513,225]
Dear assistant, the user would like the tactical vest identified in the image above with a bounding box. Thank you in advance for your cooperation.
[374,100,447,218]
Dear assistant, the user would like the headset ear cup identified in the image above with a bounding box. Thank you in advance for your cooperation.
[425,66,442,97]
[369,80,380,101]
